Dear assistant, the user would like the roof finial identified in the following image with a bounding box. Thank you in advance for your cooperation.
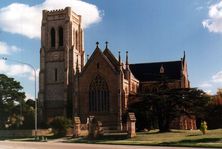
[160,64,164,74]
[183,50,186,60]
[87,54,89,61]
[118,50,121,65]
[126,50,129,66]
[105,41,108,49]
[96,41,99,48]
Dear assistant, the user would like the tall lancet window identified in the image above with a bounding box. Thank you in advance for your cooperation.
[58,27,63,46]
[89,75,109,112]
[50,28,55,47]
[75,31,78,49]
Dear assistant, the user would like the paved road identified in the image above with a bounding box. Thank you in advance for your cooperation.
[0,141,214,149]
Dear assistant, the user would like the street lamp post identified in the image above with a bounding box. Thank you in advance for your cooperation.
[1,57,38,139]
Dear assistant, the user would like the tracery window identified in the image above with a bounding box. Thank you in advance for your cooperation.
[89,75,109,112]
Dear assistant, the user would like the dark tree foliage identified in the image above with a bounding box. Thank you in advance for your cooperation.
[128,88,210,132]
[0,74,34,129]
[206,104,222,129]
[19,99,35,129]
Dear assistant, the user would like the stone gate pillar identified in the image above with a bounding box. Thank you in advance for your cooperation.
[127,112,136,138]
[73,117,81,137]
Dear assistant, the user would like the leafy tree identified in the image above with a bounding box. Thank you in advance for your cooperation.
[0,74,26,129]
[19,99,35,129]
[206,104,222,129]
[0,74,35,129]
[128,88,210,132]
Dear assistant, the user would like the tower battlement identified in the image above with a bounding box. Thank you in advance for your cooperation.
[43,7,70,15]
[42,7,81,23]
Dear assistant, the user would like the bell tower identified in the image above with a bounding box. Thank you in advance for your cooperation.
[38,7,84,122]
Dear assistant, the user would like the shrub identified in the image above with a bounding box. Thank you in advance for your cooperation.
[49,116,72,136]
[200,121,207,135]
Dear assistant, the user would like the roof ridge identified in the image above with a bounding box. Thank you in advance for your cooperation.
[130,60,181,65]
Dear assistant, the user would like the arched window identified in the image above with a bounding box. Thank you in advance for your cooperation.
[58,27,63,46]
[50,28,55,47]
[75,31,78,49]
[54,68,58,82]
[89,75,109,112]
[73,29,75,45]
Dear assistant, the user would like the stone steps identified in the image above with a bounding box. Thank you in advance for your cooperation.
[102,126,126,134]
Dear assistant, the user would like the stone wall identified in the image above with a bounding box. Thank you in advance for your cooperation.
[78,49,121,129]
[0,130,33,138]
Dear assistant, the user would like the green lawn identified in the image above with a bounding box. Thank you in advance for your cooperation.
[68,129,222,148]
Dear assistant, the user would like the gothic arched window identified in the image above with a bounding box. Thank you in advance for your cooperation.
[89,75,109,112]
[50,28,55,47]
[58,27,63,46]
[54,68,58,82]
[73,29,75,45]
[75,31,78,49]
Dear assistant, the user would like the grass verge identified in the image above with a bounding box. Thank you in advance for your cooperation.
[66,129,222,148]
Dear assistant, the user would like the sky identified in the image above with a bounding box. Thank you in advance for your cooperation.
[0,0,222,99]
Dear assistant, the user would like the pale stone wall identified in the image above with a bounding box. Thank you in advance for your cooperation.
[39,7,84,122]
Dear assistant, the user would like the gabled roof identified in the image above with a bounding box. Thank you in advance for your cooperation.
[129,61,182,82]
[103,48,119,71]
[80,46,118,76]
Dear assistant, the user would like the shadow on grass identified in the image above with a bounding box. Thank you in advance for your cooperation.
[139,130,185,135]
[187,134,202,137]
[161,137,222,145]
[178,138,222,143]
[66,134,128,144]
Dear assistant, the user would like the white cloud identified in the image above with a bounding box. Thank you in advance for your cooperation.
[202,1,222,33]
[25,93,34,101]
[0,0,102,39]
[29,68,40,81]
[205,89,213,95]
[198,82,213,94]
[212,70,222,83]
[0,41,22,55]
[0,59,38,81]
[199,82,212,88]
[198,70,222,94]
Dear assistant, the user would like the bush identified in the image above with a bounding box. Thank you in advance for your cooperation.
[49,116,72,136]
[200,121,207,135]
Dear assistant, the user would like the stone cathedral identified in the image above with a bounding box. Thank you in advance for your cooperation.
[38,7,196,130]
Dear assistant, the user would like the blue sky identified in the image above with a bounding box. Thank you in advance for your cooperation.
[0,0,222,99]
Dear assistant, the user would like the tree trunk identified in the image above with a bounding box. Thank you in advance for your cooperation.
[158,114,170,132]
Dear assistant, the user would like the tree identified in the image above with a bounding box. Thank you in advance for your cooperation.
[18,99,35,129]
[0,74,26,129]
[128,88,210,132]
[205,104,222,129]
